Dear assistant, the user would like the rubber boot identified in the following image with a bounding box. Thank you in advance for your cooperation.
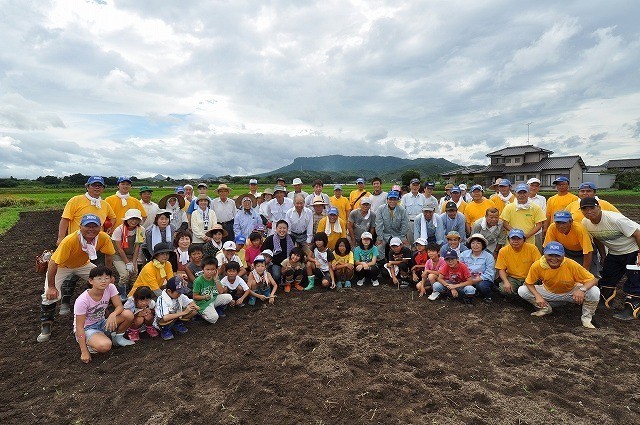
[37,303,57,342]
[60,276,78,307]
[127,327,141,342]
[599,286,616,309]
[304,275,315,291]
[612,296,640,321]
[581,300,598,329]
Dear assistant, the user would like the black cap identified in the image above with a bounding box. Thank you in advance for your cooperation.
[579,197,600,209]
[445,201,457,210]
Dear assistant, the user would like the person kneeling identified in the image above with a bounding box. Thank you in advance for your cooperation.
[154,276,199,340]
[428,250,475,303]
[518,242,599,328]
[74,266,135,364]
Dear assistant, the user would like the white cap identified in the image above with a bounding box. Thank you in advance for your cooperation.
[261,249,274,257]
[527,178,541,185]
[458,184,467,190]
[123,208,143,221]
[361,231,373,240]
[292,178,303,185]
[249,178,258,184]
[414,238,427,246]
[223,241,237,251]
[389,237,402,246]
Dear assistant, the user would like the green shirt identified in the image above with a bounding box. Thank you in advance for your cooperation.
[192,275,220,311]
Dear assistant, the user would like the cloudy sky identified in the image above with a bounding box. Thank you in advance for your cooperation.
[1,0,639,179]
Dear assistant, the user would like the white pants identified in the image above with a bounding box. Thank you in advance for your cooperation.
[200,294,233,323]
[518,284,600,318]
[41,263,96,305]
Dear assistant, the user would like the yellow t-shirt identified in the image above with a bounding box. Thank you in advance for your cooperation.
[317,216,347,250]
[489,193,514,216]
[566,198,619,222]
[526,257,595,294]
[500,203,545,244]
[544,222,593,254]
[236,247,247,268]
[464,198,496,228]
[329,196,351,222]
[128,260,174,296]
[441,200,467,214]
[105,195,148,229]
[61,195,117,235]
[495,243,541,279]
[546,193,579,223]
[333,251,354,265]
[349,189,371,210]
[51,231,115,269]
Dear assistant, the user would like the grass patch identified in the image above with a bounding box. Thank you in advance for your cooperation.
[0,207,23,235]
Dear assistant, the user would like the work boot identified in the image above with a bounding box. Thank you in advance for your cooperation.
[111,332,135,347]
[304,276,315,291]
[599,286,616,309]
[531,305,553,317]
[612,297,640,321]
[37,323,52,343]
[581,299,598,328]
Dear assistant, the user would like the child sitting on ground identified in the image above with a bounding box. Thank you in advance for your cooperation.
[332,238,355,288]
[417,243,445,297]
[428,249,475,303]
[245,232,263,267]
[154,276,199,340]
[246,255,278,305]
[411,238,429,285]
[353,232,380,287]
[280,247,307,292]
[203,224,226,258]
[220,261,265,307]
[74,266,135,363]
[384,237,412,288]
[192,256,233,323]
[123,285,159,341]
[216,241,247,279]
[305,232,336,290]
[128,242,174,298]
[184,244,205,289]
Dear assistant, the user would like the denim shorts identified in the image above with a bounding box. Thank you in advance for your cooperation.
[78,319,111,342]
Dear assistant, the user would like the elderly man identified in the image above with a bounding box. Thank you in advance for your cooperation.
[441,201,467,243]
[500,183,545,246]
[375,190,410,257]
[304,179,331,212]
[266,185,294,234]
[489,179,514,215]
[413,204,445,246]
[518,242,599,329]
[317,207,347,250]
[310,195,328,235]
[464,185,496,235]
[285,194,314,247]
[545,176,578,231]
[349,177,371,211]
[348,196,376,247]
[104,176,147,230]
[471,207,506,258]
[440,186,466,214]
[496,229,542,297]
[212,184,237,242]
[544,210,596,274]
[37,214,116,342]
[369,177,388,212]
[287,178,308,200]
[566,182,619,222]
[139,186,159,230]
[233,194,262,240]
[581,197,640,320]
[402,178,428,244]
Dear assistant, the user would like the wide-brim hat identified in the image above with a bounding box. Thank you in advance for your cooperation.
[158,193,185,209]
[263,188,274,195]
[123,208,143,222]
[235,193,257,209]
[466,233,488,250]
[205,224,228,238]
[153,242,173,256]
[216,184,230,192]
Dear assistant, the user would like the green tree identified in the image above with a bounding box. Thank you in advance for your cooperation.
[400,170,421,186]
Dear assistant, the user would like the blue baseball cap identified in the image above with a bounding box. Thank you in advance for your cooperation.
[356,178,365,184]
[166,275,190,295]
[450,186,461,193]
[508,228,525,239]
[553,210,572,222]
[424,182,435,188]
[544,241,565,256]
[470,184,484,192]
[80,214,101,227]
[328,207,339,215]
[234,235,247,244]
[443,249,458,259]
[387,190,400,199]
[498,179,511,187]
[553,176,570,184]
[85,176,105,186]
[117,176,132,184]
[515,183,529,193]
[175,186,185,193]
[579,182,596,190]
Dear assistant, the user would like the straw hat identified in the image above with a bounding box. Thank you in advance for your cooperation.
[158,193,185,209]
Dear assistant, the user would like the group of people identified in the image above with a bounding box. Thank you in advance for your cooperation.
[37,174,640,362]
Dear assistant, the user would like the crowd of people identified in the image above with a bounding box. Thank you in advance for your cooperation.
[36,175,640,362]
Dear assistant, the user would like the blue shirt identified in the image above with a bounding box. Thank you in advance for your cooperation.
[440,212,467,243]
[233,208,262,240]
[459,249,495,282]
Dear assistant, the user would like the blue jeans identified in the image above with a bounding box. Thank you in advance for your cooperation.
[475,280,494,298]
[269,264,282,283]
[432,282,476,296]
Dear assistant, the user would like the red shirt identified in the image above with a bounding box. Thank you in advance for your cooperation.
[438,261,471,284]
[413,251,428,267]
[245,245,262,266]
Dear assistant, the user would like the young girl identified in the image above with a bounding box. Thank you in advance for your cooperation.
[332,238,354,288]
[111,208,145,301]
[128,242,174,298]
[246,255,278,305]
[353,231,380,287]
[173,229,192,277]
[123,286,159,341]
[417,243,444,297]
[411,238,429,285]
[305,232,336,290]
[280,247,307,292]
[203,224,226,258]
[245,232,263,267]
[74,266,135,363]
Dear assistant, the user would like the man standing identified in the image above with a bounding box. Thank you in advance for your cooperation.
[441,201,467,243]
[287,178,308,200]
[440,186,466,214]
[545,176,578,230]
[422,181,439,209]
[186,182,211,225]
[459,183,472,203]
[233,195,261,240]
[413,204,445,246]
[266,185,294,234]
[105,176,147,230]
[330,184,351,222]
[348,196,376,247]
[139,186,159,230]
[401,178,427,245]
[527,178,546,251]
[369,177,388,212]
[566,182,619,222]
[581,197,640,320]
[212,184,237,242]
[464,185,496,235]
[285,194,314,247]
[500,184,545,245]
[248,178,260,197]
[489,179,514,216]
[438,184,454,211]
[349,178,371,211]
[544,210,596,274]
[37,214,116,342]
[304,179,331,212]
[375,190,409,257]
[183,184,195,209]
[310,195,328,235]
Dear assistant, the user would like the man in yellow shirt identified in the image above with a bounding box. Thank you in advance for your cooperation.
[518,242,599,328]
[317,207,347,250]
[544,210,595,273]
[105,176,147,230]
[545,176,578,230]
[565,182,619,222]
[500,184,545,245]
[330,184,351,222]
[495,229,541,295]
[489,179,514,215]
[349,178,371,211]
[37,214,116,343]
[464,185,496,234]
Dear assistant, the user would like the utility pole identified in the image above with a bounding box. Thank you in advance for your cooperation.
[526,122,533,143]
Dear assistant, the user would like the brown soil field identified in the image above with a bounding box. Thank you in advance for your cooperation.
[1,209,639,425]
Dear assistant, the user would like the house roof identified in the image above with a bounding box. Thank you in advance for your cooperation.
[487,145,553,157]
[441,166,486,177]
[442,156,586,176]
[602,158,640,169]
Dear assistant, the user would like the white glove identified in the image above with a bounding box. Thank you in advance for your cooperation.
[126,262,135,273]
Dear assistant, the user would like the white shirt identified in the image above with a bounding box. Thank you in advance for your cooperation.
[401,192,426,218]
[212,198,237,222]
[304,192,331,212]
[266,197,294,223]
[140,201,159,230]
[220,276,249,291]
[369,191,388,212]
[285,206,314,243]
[582,211,640,255]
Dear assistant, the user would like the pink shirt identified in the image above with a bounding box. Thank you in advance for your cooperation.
[73,283,118,332]
[425,257,445,272]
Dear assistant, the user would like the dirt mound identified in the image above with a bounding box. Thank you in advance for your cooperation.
[1,210,639,424]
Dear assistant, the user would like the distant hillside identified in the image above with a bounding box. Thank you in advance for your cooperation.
[258,155,461,181]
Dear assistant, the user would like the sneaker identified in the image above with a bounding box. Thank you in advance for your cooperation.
[336,281,343,289]
[173,321,189,334]
[215,306,226,318]
[127,328,141,342]
[345,281,351,288]
[372,279,379,287]
[356,279,365,287]
[294,283,304,291]
[428,291,441,301]
[160,326,174,341]
[248,296,256,306]
[111,332,135,347]
[284,283,291,293]
[37,323,52,343]
[59,303,71,316]
[145,325,159,337]
[483,297,493,303]
[531,305,552,317]
[399,280,410,289]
